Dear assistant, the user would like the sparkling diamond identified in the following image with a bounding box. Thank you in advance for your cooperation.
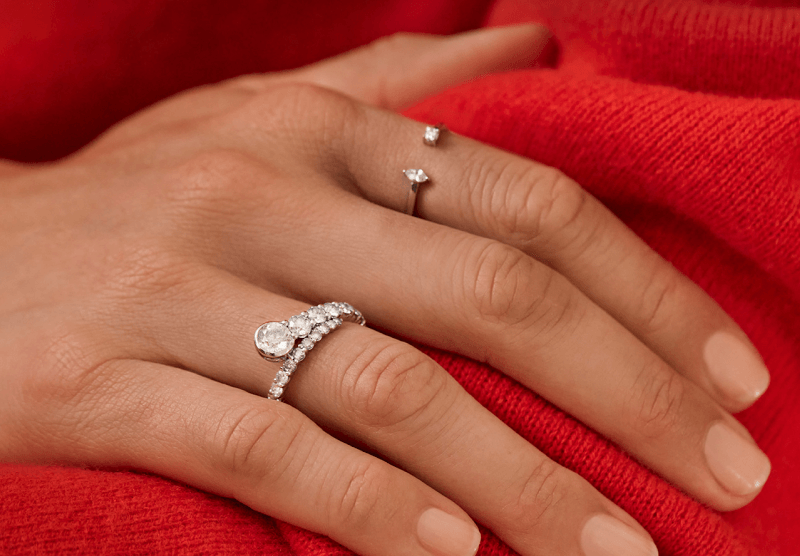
[424,126,440,144]
[309,329,323,341]
[317,323,330,334]
[326,319,339,330]
[340,303,354,314]
[323,302,341,317]
[269,385,284,398]
[256,322,294,357]
[307,306,327,323]
[275,371,290,387]
[283,360,297,372]
[404,169,429,183]
[300,338,315,350]
[291,348,306,362]
[288,315,312,337]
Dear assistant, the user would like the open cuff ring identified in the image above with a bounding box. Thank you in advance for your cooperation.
[254,302,365,401]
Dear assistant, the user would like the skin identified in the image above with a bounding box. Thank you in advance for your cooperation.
[0,24,769,556]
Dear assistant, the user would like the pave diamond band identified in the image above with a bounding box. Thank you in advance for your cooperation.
[254,302,365,402]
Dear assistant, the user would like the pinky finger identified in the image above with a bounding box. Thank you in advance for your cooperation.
[34,359,482,556]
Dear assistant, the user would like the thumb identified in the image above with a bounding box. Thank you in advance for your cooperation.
[279,24,553,110]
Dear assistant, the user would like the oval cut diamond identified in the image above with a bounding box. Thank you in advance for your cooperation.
[256,322,294,357]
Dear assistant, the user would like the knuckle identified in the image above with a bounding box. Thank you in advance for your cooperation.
[29,325,110,408]
[505,459,566,533]
[464,241,576,339]
[14,326,118,448]
[630,365,686,439]
[332,461,390,533]
[366,32,419,58]
[343,340,450,430]
[215,403,306,480]
[637,265,681,334]
[101,241,200,306]
[168,149,262,208]
[472,160,587,247]
[238,82,363,149]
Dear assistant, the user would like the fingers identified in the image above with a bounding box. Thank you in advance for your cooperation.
[238,183,769,510]
[124,267,658,556]
[254,24,553,110]
[304,98,770,413]
[26,357,482,556]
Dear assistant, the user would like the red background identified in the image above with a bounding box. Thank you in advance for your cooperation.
[2,1,799,555]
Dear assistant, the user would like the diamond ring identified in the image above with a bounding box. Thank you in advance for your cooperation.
[402,168,430,216]
[254,302,365,401]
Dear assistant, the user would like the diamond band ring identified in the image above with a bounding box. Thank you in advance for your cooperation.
[255,302,365,401]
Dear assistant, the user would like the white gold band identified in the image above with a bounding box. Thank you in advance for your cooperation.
[254,302,365,402]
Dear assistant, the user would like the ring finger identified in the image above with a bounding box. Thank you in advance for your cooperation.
[127,264,659,556]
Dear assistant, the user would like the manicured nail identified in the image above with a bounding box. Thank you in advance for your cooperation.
[581,514,659,556]
[705,421,771,496]
[704,332,770,404]
[417,508,481,556]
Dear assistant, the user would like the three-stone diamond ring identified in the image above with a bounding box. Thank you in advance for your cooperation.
[254,302,365,401]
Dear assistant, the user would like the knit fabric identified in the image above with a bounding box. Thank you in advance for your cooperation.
[1,1,798,555]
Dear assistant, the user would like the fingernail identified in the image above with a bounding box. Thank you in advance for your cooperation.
[704,331,770,404]
[417,508,481,556]
[705,421,771,496]
[581,514,658,556]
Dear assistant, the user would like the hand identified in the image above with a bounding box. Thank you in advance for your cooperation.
[0,24,770,556]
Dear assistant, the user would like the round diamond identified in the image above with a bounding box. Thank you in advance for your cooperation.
[300,338,315,350]
[424,126,440,144]
[327,319,339,330]
[307,306,327,323]
[288,315,312,337]
[317,323,330,334]
[256,322,294,357]
[340,303,354,314]
[323,302,341,317]
[291,348,306,362]
[309,330,323,342]
[269,385,284,398]
[283,360,297,372]
[275,371,290,387]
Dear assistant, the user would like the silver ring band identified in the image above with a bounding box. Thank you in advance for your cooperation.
[402,168,430,216]
[254,302,365,401]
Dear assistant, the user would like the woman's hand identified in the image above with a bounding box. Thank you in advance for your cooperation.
[0,25,770,556]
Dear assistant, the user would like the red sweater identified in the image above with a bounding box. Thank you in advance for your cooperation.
[1,1,798,554]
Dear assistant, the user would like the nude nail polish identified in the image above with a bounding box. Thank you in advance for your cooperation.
[581,514,659,556]
[417,508,481,556]
[704,332,770,404]
[705,421,771,496]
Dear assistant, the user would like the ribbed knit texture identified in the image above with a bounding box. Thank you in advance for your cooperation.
[1,1,798,555]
